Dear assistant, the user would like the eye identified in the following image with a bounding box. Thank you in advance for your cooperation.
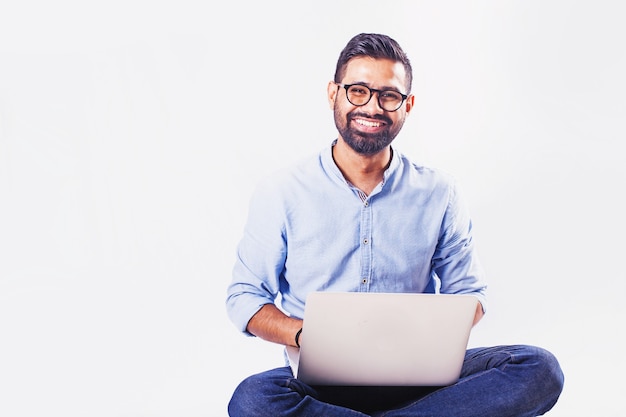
[348,85,369,96]
[380,91,402,101]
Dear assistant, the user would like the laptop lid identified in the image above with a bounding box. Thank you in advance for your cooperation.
[290,291,478,386]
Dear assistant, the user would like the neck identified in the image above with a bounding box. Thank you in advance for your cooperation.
[332,138,392,195]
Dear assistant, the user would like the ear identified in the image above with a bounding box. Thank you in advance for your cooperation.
[404,94,415,115]
[327,81,338,110]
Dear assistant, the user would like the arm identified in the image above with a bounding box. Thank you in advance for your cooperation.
[433,182,488,313]
[473,302,484,326]
[226,179,294,336]
[246,304,303,347]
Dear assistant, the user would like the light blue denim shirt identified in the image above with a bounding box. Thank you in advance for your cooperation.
[226,142,487,335]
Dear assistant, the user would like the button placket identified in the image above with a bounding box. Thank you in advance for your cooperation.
[359,198,372,290]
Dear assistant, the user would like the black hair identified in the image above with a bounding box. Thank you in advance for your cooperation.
[334,33,413,93]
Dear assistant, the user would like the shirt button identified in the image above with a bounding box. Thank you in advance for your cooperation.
[362,278,367,284]
[364,201,369,207]
[363,238,369,245]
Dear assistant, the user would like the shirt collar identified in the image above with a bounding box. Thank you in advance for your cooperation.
[322,139,401,193]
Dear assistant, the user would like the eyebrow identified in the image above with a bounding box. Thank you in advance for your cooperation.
[348,81,405,94]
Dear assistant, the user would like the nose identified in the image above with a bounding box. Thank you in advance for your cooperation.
[361,91,385,114]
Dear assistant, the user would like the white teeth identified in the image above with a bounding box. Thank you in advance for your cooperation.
[356,119,381,128]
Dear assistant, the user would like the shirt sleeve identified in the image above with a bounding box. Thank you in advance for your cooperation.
[432,181,488,312]
[225,180,288,335]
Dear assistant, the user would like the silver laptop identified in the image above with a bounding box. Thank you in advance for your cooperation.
[287,291,478,386]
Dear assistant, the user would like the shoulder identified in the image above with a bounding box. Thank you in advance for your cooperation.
[393,149,458,191]
[249,150,327,203]
[262,151,323,186]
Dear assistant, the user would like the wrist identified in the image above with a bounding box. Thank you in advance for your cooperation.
[294,328,303,347]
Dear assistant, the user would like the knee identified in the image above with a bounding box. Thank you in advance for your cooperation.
[232,372,263,396]
[228,373,269,417]
[522,345,565,400]
[227,367,298,417]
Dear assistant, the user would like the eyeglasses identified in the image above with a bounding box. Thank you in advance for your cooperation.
[336,83,408,112]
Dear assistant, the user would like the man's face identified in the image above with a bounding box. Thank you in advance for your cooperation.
[328,57,414,156]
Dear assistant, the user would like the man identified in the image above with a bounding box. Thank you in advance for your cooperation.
[226,33,564,416]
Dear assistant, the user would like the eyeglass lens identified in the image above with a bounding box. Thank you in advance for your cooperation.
[345,84,404,111]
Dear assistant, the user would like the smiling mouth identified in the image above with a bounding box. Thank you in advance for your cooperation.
[355,118,384,128]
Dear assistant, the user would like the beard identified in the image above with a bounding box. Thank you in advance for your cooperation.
[333,107,405,156]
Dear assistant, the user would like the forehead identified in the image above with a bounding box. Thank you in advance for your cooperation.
[342,57,407,90]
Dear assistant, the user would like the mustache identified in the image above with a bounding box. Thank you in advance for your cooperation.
[347,111,393,125]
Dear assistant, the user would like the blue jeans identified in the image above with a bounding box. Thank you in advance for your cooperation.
[228,345,564,417]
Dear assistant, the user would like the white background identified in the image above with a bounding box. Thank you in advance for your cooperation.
[1,1,624,416]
